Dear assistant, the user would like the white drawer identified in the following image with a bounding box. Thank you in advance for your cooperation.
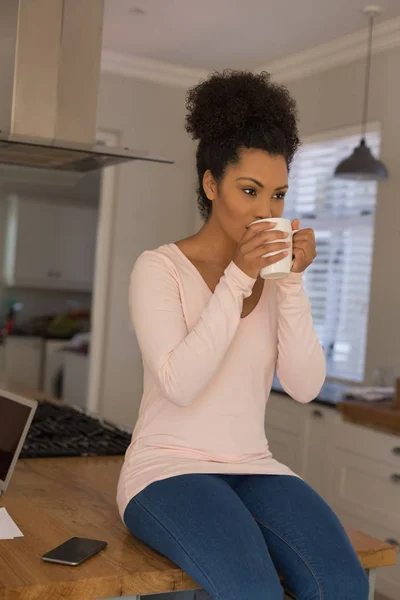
[333,419,400,469]
[330,446,400,531]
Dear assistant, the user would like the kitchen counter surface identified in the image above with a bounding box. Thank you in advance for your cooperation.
[271,378,400,436]
[1,456,395,600]
[7,330,76,340]
[271,378,347,408]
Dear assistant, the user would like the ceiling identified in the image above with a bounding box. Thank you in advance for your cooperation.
[102,0,400,70]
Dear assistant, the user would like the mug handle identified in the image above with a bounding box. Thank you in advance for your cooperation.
[291,229,300,268]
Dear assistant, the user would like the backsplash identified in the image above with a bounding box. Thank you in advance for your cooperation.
[1,287,92,325]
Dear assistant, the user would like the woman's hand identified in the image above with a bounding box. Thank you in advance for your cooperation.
[291,218,317,273]
[234,221,290,279]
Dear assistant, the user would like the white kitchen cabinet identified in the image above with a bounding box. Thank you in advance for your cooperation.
[4,196,58,287]
[265,392,337,500]
[4,195,97,292]
[265,392,400,599]
[63,351,89,409]
[3,336,44,389]
[57,205,98,290]
[265,393,309,476]
[328,419,400,536]
[302,403,339,501]
[43,340,67,397]
[337,510,400,599]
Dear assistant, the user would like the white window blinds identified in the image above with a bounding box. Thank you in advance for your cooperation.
[284,131,380,381]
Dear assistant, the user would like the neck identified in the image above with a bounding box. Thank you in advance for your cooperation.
[194,217,237,267]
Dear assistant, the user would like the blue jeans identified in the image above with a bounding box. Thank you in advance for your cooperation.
[123,474,368,600]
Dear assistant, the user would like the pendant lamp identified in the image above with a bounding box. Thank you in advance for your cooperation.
[334,6,389,181]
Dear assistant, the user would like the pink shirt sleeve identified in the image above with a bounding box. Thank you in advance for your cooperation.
[275,271,326,403]
[129,252,256,407]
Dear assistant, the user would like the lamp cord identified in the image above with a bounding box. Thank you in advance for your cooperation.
[361,13,374,139]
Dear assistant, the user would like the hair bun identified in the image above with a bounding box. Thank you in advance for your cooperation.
[185,70,296,146]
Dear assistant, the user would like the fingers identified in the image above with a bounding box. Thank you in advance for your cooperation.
[246,247,289,268]
[240,221,276,244]
[292,218,300,231]
[247,241,290,260]
[292,227,317,272]
[246,221,277,234]
[240,228,289,256]
[292,227,315,241]
[293,228,316,257]
[261,250,289,267]
[239,221,317,275]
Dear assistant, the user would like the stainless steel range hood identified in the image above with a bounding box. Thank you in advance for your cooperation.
[0,0,172,172]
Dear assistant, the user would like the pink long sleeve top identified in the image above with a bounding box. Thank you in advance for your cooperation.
[116,243,326,518]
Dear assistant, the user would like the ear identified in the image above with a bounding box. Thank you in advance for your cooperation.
[202,170,218,201]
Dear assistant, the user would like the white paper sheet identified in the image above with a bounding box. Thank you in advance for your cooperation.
[0,507,24,539]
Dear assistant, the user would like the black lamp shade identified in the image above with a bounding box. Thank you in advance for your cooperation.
[334,138,389,181]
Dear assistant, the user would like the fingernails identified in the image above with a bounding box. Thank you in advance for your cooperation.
[249,220,276,228]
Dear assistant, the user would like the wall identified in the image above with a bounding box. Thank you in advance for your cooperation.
[285,46,400,384]
[97,73,196,426]
[96,46,400,427]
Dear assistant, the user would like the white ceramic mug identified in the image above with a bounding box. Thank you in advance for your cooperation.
[250,217,298,280]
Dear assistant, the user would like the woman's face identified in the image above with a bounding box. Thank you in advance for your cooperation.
[203,149,288,244]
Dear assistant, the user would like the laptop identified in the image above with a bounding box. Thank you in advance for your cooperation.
[0,390,37,495]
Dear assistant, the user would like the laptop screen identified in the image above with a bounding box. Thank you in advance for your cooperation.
[0,395,33,481]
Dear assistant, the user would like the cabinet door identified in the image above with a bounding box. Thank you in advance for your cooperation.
[327,421,400,600]
[4,337,43,389]
[302,405,338,501]
[265,393,308,476]
[328,421,400,533]
[7,198,58,287]
[63,352,89,409]
[56,205,98,291]
[337,511,400,600]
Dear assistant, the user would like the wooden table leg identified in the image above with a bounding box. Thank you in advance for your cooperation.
[366,568,376,600]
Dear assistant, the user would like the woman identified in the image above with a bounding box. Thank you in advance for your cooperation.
[117,71,368,600]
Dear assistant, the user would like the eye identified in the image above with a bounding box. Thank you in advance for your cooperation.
[273,192,286,200]
[243,187,257,196]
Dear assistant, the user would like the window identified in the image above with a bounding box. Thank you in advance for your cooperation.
[284,130,380,381]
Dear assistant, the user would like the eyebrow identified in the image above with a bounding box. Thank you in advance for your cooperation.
[235,177,288,192]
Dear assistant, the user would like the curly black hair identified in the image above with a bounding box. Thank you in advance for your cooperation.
[185,70,300,221]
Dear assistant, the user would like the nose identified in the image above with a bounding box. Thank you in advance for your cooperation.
[254,208,272,220]
[254,196,272,220]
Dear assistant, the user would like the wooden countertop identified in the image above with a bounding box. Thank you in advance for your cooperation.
[273,383,400,436]
[0,457,396,600]
[0,457,199,600]
[338,400,400,436]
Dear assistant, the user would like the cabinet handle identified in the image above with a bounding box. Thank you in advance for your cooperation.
[390,473,400,484]
[385,538,400,553]
[312,409,324,419]
[392,447,400,456]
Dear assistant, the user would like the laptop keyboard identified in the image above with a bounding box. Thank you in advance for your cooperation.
[20,402,132,459]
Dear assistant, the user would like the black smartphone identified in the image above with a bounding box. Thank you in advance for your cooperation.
[41,537,107,566]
